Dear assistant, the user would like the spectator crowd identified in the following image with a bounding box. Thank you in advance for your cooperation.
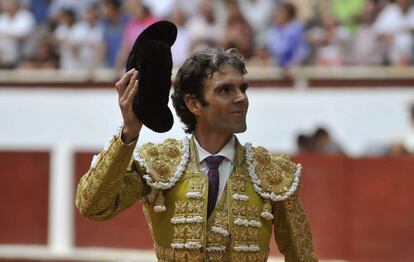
[1,0,414,71]
[295,102,414,157]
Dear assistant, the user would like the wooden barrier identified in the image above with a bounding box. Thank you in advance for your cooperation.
[0,152,49,245]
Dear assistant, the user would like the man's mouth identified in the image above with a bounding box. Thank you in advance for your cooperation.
[230,110,246,114]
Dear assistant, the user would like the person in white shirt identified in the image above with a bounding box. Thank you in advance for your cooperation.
[187,0,225,52]
[0,0,35,68]
[70,4,104,70]
[373,0,414,65]
[54,4,103,70]
[169,7,190,66]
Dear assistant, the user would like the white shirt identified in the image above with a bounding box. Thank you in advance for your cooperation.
[194,136,235,203]
[373,4,414,64]
[0,9,35,64]
[71,21,104,70]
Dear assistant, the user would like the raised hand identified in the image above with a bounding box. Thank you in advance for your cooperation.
[115,68,142,143]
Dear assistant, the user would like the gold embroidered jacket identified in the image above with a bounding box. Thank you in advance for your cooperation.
[76,134,318,262]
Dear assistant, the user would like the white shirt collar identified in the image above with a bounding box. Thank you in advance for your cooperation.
[194,135,236,164]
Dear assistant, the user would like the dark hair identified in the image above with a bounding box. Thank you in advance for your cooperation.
[104,0,122,10]
[61,8,77,26]
[171,48,247,133]
[314,127,329,139]
[297,134,310,148]
[280,2,297,20]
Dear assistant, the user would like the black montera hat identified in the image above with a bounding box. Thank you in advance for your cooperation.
[126,20,177,133]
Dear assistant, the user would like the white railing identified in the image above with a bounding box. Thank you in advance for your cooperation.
[2,66,414,85]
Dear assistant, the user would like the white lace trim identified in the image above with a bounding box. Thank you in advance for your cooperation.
[170,242,184,249]
[234,244,260,252]
[90,154,100,169]
[171,241,202,250]
[232,193,249,201]
[135,137,190,190]
[154,205,166,212]
[186,191,202,199]
[185,241,202,249]
[206,246,226,253]
[211,226,229,236]
[245,143,301,202]
[234,217,262,228]
[260,210,274,220]
[170,215,203,224]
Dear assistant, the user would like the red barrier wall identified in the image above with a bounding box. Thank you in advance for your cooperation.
[345,157,414,261]
[0,152,49,244]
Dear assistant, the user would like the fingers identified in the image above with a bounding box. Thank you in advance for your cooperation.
[115,68,136,96]
[118,69,139,116]
[126,78,139,104]
[124,70,139,99]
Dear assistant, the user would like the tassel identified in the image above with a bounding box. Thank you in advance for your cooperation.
[260,200,274,220]
[154,191,166,212]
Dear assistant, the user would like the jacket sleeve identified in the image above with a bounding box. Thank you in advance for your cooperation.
[272,182,318,262]
[75,134,150,221]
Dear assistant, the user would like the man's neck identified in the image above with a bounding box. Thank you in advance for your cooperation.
[194,130,233,154]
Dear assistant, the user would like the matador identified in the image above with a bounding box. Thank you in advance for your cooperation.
[76,22,317,262]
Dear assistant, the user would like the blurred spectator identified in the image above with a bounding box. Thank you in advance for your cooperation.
[0,0,35,68]
[287,0,312,25]
[48,0,98,21]
[388,142,409,156]
[344,0,387,65]
[100,0,128,68]
[312,127,344,155]
[266,2,308,68]
[169,7,190,66]
[54,5,104,70]
[115,0,158,70]
[330,0,365,31]
[18,37,59,69]
[28,0,50,24]
[307,12,350,66]
[246,45,275,67]
[173,0,201,18]
[187,0,225,52]
[71,4,104,70]
[296,133,314,154]
[237,0,275,45]
[400,103,414,154]
[142,0,175,19]
[53,8,77,69]
[295,127,344,155]
[373,0,414,65]
[222,0,254,59]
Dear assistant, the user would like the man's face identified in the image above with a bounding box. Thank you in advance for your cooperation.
[195,64,249,136]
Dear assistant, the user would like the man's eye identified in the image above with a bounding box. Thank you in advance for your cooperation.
[219,87,231,94]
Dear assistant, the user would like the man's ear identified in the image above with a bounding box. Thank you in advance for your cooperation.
[184,94,202,116]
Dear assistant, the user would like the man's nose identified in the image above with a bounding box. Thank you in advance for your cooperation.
[235,89,248,103]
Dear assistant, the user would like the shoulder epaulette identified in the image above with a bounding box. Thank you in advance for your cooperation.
[245,144,301,202]
[134,137,190,190]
